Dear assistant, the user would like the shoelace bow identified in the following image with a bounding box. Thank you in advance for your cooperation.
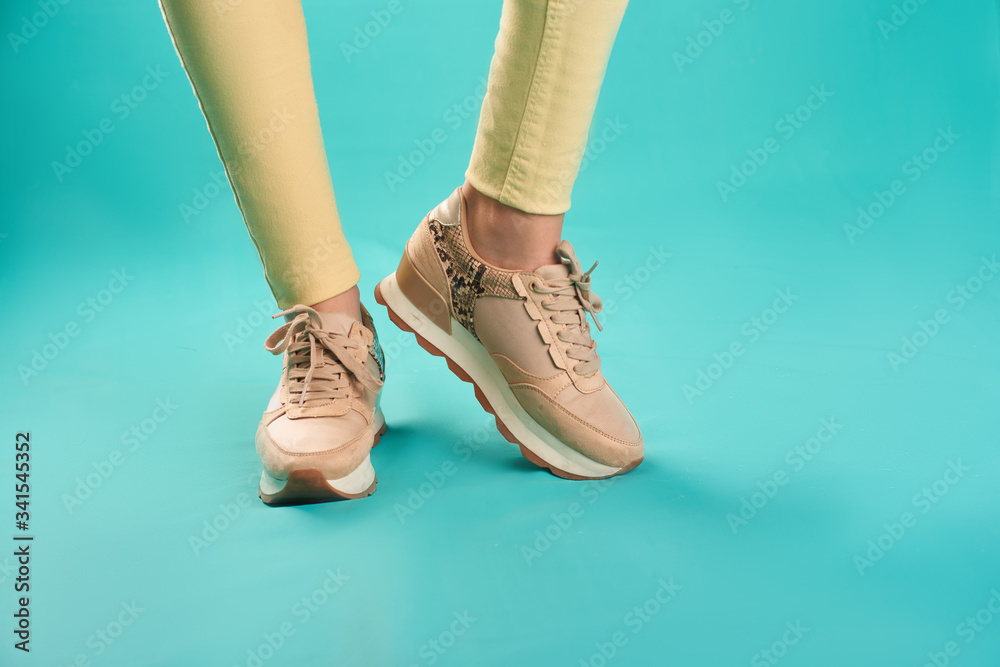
[532,245,605,377]
[264,305,382,408]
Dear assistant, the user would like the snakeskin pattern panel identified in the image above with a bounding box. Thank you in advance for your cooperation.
[427,219,519,339]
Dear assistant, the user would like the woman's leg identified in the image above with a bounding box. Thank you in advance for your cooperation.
[375,0,642,481]
[159,0,360,317]
[464,0,630,270]
[160,1,384,507]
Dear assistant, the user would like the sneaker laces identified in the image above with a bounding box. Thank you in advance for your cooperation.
[532,243,604,377]
[264,305,383,408]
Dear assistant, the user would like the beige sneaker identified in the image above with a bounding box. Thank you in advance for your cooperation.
[374,187,643,480]
[255,304,386,506]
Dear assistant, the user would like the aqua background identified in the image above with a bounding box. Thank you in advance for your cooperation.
[2,0,999,665]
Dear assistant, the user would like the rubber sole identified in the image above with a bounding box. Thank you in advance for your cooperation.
[374,273,642,480]
[258,420,387,507]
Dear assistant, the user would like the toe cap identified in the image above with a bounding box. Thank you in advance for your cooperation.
[255,411,374,480]
[510,380,644,469]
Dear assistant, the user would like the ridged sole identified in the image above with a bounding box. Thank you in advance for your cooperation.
[374,273,642,480]
[258,420,387,507]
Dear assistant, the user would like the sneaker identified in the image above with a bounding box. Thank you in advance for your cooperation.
[255,304,386,506]
[374,187,643,479]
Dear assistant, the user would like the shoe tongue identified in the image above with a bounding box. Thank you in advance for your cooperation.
[317,311,361,337]
[535,262,570,282]
[535,240,580,281]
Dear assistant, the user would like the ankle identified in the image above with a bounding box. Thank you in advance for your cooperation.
[307,285,362,321]
[462,182,564,271]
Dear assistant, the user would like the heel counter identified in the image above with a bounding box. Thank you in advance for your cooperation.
[397,219,453,333]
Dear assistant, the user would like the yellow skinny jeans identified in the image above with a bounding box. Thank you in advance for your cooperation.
[159,0,629,308]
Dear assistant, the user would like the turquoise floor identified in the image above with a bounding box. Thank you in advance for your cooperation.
[3,0,1000,665]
